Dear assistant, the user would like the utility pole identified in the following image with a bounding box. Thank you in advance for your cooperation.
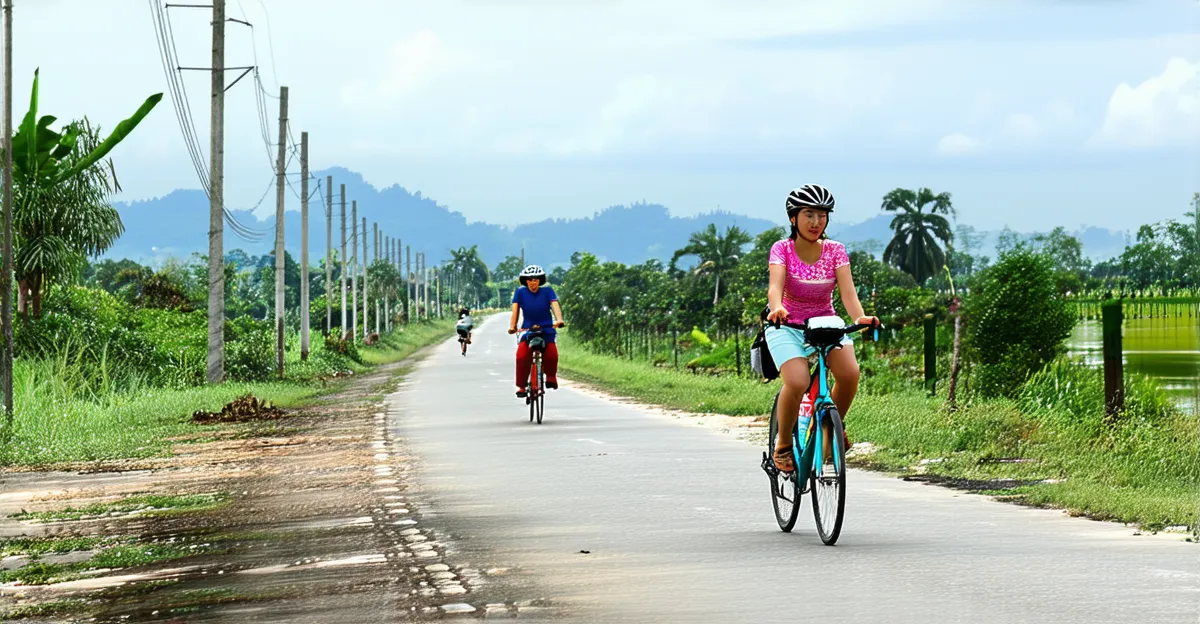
[383,235,389,333]
[325,175,332,334]
[273,86,288,378]
[299,131,310,361]
[339,184,346,339]
[351,201,358,341]
[206,0,226,384]
[1,0,13,418]
[362,216,368,340]
[398,241,404,321]
[406,245,412,323]
[436,267,442,318]
[374,223,380,336]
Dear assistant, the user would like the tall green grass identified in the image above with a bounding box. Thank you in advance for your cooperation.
[0,319,456,468]
[2,356,316,467]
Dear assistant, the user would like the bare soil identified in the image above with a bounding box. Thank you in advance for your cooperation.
[0,357,550,622]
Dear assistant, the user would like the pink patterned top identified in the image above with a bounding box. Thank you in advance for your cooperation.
[768,238,850,322]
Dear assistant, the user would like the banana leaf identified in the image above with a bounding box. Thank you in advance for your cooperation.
[53,92,162,184]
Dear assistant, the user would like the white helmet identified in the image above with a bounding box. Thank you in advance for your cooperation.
[519,264,547,285]
[786,184,835,216]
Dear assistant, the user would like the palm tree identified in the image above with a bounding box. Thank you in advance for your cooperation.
[446,245,490,304]
[15,119,124,317]
[671,224,752,305]
[881,187,955,285]
[7,70,161,317]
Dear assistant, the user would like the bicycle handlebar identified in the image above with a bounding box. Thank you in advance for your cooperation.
[769,319,882,342]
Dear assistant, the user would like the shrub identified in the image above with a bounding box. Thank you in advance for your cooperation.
[966,250,1075,398]
[134,308,206,388]
[225,317,275,382]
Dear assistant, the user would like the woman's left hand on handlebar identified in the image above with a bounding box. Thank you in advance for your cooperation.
[554,320,566,329]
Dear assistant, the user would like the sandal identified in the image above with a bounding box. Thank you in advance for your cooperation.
[773,445,795,472]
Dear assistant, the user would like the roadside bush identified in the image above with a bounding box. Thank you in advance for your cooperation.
[134,308,206,388]
[225,317,275,382]
[966,250,1075,398]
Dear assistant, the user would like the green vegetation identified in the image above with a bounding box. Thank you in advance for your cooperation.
[1,316,454,468]
[554,188,1198,532]
[0,600,87,621]
[11,493,228,523]
[0,536,113,557]
[11,69,161,317]
[0,540,223,585]
[966,249,1076,398]
[561,341,1198,530]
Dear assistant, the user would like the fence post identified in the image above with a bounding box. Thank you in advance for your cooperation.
[1102,298,1124,422]
[673,326,679,369]
[924,313,936,395]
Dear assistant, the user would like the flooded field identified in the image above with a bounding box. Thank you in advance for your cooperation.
[1068,313,1200,412]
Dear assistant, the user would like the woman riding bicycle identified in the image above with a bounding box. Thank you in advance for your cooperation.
[765,184,877,472]
[507,264,566,398]
[456,307,474,343]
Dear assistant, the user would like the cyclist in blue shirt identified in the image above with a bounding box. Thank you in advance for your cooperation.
[507,264,566,397]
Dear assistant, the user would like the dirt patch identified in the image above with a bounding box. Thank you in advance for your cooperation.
[192,395,285,424]
[0,354,546,622]
[901,474,1052,492]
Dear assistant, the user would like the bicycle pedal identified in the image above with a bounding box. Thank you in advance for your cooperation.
[760,452,776,475]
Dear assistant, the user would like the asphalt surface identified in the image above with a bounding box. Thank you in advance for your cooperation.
[389,315,1200,623]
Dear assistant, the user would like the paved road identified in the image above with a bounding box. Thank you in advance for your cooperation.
[389,315,1200,623]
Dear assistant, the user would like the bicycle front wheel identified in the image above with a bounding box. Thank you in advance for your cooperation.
[810,406,847,545]
[766,391,800,532]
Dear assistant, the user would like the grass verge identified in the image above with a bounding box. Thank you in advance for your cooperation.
[559,336,1200,533]
[10,493,228,523]
[0,540,225,585]
[0,319,456,469]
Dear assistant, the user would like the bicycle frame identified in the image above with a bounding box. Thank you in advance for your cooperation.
[790,344,841,486]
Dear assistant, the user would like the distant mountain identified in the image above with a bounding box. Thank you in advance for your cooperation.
[108,167,777,269]
[109,166,1130,270]
[829,215,1128,262]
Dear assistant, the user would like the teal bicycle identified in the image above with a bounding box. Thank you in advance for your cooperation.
[760,316,879,545]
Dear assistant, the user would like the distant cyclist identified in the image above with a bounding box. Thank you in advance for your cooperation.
[456,307,474,354]
[765,184,878,472]
[507,265,565,397]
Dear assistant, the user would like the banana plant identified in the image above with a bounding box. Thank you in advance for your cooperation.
[4,69,162,317]
[12,69,162,187]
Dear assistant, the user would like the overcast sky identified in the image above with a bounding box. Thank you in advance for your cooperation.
[17,0,1200,232]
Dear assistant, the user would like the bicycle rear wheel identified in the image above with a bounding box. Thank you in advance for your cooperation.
[535,358,545,424]
[765,391,800,532]
[810,406,847,545]
[528,354,540,423]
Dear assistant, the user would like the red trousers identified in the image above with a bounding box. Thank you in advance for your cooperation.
[516,341,558,388]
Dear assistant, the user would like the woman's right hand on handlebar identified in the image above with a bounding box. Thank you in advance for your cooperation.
[766,306,789,324]
[507,326,518,335]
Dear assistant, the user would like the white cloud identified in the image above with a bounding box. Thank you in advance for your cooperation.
[1004,113,1040,142]
[1091,56,1200,148]
[937,132,982,155]
[340,30,461,107]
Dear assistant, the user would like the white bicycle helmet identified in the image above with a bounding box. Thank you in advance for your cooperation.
[786,184,835,216]
[519,264,547,285]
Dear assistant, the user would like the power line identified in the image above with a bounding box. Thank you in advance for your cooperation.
[148,0,269,242]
